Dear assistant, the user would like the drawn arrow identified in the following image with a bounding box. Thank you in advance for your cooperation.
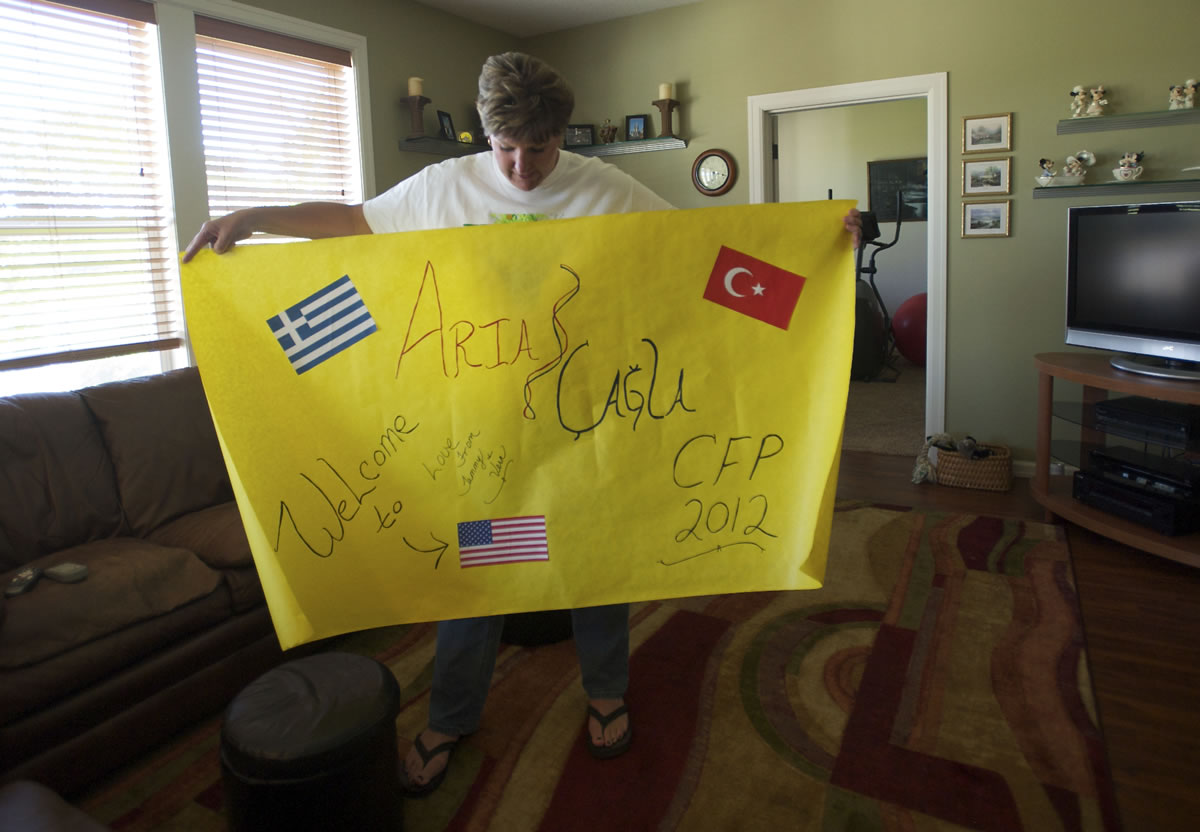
[403,534,450,569]
[658,540,765,567]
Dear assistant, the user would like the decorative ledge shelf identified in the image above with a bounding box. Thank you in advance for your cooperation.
[568,137,687,157]
[1057,108,1200,134]
[399,136,487,157]
[1032,177,1200,198]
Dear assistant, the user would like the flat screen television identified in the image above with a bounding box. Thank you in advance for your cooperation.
[1066,199,1200,381]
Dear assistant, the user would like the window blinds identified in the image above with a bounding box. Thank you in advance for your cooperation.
[0,0,181,371]
[195,17,362,243]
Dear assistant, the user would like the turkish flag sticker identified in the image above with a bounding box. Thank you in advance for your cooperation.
[703,246,806,330]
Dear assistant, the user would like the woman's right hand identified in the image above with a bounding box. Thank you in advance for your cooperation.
[182,210,256,263]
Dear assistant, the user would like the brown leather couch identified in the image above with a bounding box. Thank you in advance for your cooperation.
[0,368,288,797]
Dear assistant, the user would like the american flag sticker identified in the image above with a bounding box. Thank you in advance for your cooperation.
[457,515,549,568]
[267,275,377,374]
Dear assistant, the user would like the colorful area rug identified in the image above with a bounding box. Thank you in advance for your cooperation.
[79,504,1120,831]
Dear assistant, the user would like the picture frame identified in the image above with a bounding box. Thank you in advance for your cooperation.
[624,114,649,141]
[564,124,595,146]
[962,112,1012,154]
[962,200,1011,238]
[866,157,928,222]
[436,110,455,141]
[961,157,1011,196]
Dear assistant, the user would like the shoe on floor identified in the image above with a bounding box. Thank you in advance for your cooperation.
[399,732,458,798]
[586,703,632,759]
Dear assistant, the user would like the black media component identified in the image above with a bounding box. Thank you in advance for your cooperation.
[1088,445,1200,501]
[1091,395,1200,449]
[1072,469,1200,536]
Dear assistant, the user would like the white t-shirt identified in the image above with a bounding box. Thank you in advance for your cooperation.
[361,149,674,233]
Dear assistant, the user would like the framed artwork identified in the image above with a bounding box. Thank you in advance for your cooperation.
[436,110,455,141]
[962,113,1012,153]
[564,124,595,146]
[961,157,1011,196]
[867,157,928,222]
[624,114,649,141]
[962,200,1011,238]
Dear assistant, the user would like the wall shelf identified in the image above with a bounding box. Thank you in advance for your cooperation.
[1057,108,1200,134]
[399,137,486,157]
[568,137,687,157]
[1032,177,1200,198]
[398,136,688,159]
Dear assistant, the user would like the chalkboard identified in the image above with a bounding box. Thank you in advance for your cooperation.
[867,157,927,223]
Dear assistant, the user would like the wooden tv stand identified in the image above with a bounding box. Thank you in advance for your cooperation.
[1033,352,1200,567]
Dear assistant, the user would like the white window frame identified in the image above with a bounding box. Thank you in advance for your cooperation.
[154,0,375,264]
[0,0,374,392]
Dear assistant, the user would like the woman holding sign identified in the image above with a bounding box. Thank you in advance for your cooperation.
[185,51,861,797]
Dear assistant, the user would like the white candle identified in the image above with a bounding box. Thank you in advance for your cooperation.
[408,77,424,97]
[658,82,673,101]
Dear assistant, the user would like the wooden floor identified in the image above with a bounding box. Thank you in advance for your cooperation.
[837,451,1200,832]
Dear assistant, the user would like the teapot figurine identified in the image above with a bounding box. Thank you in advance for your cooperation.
[1059,150,1095,184]
[1112,151,1144,182]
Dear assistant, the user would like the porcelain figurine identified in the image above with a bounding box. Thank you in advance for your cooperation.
[1113,151,1145,181]
[1060,150,1096,184]
[1169,84,1189,109]
[1085,85,1108,117]
[1186,79,1198,109]
[1036,158,1057,187]
[1069,84,1088,117]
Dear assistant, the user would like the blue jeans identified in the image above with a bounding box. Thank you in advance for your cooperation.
[427,603,629,736]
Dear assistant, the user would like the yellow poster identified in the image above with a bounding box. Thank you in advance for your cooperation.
[182,200,855,649]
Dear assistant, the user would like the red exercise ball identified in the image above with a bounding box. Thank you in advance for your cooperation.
[892,292,927,366]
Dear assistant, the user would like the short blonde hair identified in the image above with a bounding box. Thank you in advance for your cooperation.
[476,52,574,143]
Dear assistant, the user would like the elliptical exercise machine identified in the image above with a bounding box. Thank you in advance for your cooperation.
[850,191,904,382]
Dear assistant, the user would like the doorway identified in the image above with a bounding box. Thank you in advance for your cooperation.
[746,73,947,447]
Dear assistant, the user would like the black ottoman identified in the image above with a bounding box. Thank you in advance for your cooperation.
[220,651,402,831]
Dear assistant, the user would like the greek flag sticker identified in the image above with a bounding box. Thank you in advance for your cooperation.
[267,275,377,375]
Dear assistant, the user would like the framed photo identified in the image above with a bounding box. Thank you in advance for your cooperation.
[564,124,595,146]
[436,110,455,141]
[962,200,1011,238]
[867,157,928,222]
[962,113,1012,153]
[961,157,1011,196]
[624,114,649,141]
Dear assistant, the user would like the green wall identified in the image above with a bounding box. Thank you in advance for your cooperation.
[241,0,516,195]
[526,0,1200,461]
[241,0,1199,461]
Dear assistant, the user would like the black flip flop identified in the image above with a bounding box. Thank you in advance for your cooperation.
[586,704,633,759]
[399,733,458,798]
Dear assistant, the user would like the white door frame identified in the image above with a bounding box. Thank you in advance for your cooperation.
[747,73,947,438]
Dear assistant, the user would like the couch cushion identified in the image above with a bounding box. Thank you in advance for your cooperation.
[0,538,222,670]
[145,501,253,570]
[79,368,233,536]
[0,391,124,570]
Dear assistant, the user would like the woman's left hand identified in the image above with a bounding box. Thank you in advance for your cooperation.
[843,209,863,249]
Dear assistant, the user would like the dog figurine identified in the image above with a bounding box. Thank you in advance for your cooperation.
[1169,84,1189,110]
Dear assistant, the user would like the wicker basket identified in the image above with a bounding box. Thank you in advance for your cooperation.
[933,443,1012,491]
